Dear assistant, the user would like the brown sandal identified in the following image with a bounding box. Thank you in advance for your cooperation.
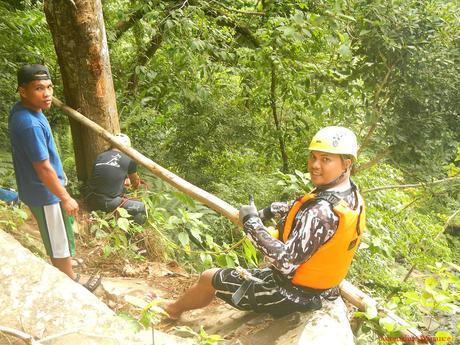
[83,273,102,292]
[74,273,102,292]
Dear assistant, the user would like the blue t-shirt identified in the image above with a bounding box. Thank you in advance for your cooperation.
[8,102,65,206]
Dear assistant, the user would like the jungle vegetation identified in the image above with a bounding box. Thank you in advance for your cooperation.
[0,0,459,343]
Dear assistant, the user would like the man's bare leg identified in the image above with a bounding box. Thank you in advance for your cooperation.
[51,257,76,280]
[163,268,220,319]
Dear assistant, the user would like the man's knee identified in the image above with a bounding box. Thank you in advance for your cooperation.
[121,199,146,224]
[199,268,220,289]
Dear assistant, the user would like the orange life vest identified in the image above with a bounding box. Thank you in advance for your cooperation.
[281,191,365,289]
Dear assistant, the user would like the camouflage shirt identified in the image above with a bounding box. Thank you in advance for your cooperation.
[243,182,362,304]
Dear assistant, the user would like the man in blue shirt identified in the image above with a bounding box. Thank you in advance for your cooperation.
[8,64,98,288]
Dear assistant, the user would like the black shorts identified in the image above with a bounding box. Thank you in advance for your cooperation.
[212,268,319,317]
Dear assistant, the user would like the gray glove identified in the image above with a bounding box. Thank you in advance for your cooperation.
[258,207,274,221]
[239,195,258,225]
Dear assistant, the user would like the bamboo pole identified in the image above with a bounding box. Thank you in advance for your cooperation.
[339,280,423,339]
[53,97,422,339]
[52,97,239,225]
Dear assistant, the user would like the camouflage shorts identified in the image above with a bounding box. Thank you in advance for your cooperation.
[212,268,319,317]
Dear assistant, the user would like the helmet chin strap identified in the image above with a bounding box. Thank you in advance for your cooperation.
[314,168,350,192]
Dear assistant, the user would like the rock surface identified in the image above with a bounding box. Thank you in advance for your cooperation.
[101,276,355,344]
[0,229,192,345]
[0,226,355,345]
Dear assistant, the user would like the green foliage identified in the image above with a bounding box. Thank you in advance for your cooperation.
[446,147,460,178]
[350,163,454,295]
[354,261,458,342]
[0,202,28,232]
[140,176,259,272]
[89,207,145,258]
[116,298,169,333]
[174,326,222,345]
[0,1,57,149]
[0,202,47,258]
[402,262,460,331]
[350,0,460,176]
[0,0,459,341]
[137,299,169,329]
[0,152,16,188]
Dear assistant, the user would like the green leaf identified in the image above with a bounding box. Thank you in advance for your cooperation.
[189,227,202,242]
[178,232,189,247]
[205,234,215,246]
[242,238,258,266]
[338,44,352,58]
[216,254,227,267]
[403,291,420,303]
[281,26,297,38]
[378,316,395,332]
[440,278,449,291]
[95,228,107,239]
[447,262,460,272]
[425,276,438,289]
[117,208,130,218]
[225,255,235,268]
[102,245,112,257]
[188,212,204,220]
[117,217,130,232]
[16,208,28,220]
[434,330,453,345]
[199,253,212,267]
[364,303,378,319]
[433,292,450,304]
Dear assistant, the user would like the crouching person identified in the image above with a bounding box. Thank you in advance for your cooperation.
[157,126,365,319]
[85,134,146,225]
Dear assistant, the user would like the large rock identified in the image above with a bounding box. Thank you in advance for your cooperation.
[0,229,192,345]
[101,277,355,344]
[0,227,355,345]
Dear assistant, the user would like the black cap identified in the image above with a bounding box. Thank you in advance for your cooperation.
[17,64,51,86]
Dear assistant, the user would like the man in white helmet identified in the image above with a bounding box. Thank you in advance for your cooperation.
[85,133,146,224]
[153,126,365,319]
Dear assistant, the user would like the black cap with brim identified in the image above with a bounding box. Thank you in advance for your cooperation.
[17,64,51,86]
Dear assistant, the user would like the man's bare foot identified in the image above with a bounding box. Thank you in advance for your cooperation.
[159,300,181,320]
[146,292,181,320]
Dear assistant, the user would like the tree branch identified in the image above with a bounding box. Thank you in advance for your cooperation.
[388,207,460,298]
[203,6,260,48]
[114,6,149,41]
[363,177,460,193]
[178,0,189,10]
[358,64,394,154]
[0,325,42,345]
[270,61,289,173]
[128,1,188,90]
[354,147,391,174]
[441,208,460,235]
[207,0,265,16]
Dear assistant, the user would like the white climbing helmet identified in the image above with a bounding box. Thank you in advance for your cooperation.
[113,133,131,148]
[308,126,358,160]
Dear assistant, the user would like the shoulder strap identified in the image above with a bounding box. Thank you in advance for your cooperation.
[314,191,342,207]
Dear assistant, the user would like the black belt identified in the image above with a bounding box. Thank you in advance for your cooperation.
[231,267,266,307]
[272,270,327,297]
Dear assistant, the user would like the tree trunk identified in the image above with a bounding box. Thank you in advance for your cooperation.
[44,0,120,181]
[270,61,289,173]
